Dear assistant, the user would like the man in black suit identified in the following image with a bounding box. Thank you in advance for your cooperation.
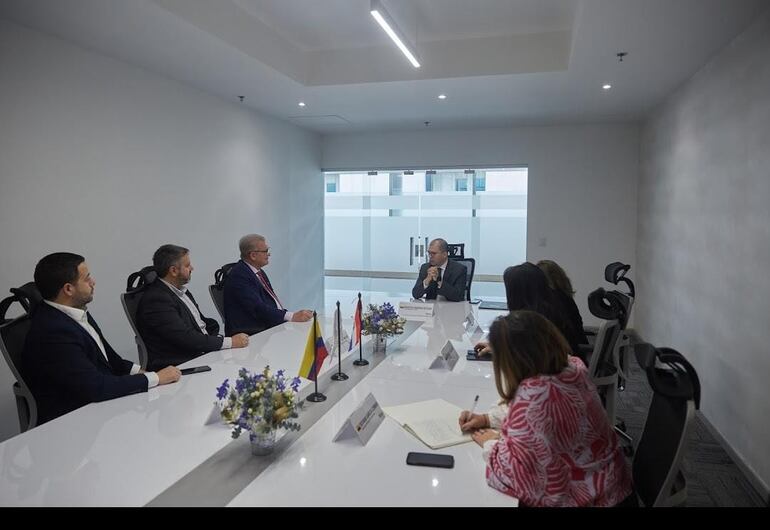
[137,245,249,372]
[412,238,468,302]
[22,253,181,425]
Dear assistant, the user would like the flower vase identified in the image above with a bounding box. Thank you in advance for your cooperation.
[250,429,277,456]
[373,333,387,355]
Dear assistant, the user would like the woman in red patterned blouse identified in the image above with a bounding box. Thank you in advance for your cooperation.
[459,310,635,507]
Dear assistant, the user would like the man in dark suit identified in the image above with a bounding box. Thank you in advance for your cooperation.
[22,253,181,425]
[223,234,313,336]
[136,245,249,372]
[412,238,468,302]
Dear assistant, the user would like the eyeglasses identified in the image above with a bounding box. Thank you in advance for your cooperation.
[426,250,444,256]
[251,248,270,254]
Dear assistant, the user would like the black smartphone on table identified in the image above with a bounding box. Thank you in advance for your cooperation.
[466,349,491,361]
[180,365,211,375]
[406,452,454,469]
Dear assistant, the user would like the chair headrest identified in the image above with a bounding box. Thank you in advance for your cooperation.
[214,262,237,287]
[587,287,627,321]
[604,262,630,284]
[632,343,700,408]
[126,266,157,293]
[10,282,42,312]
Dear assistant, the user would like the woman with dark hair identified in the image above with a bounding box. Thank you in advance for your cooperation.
[459,311,635,507]
[536,259,589,349]
[473,263,586,361]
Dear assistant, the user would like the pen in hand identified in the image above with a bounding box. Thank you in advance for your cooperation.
[469,394,479,415]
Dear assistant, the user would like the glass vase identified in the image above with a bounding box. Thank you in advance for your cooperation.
[372,333,387,355]
[250,429,277,456]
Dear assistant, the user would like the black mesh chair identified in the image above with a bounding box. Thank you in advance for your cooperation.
[585,288,626,428]
[446,243,465,259]
[453,258,475,302]
[604,261,636,390]
[631,343,700,507]
[209,262,237,321]
[0,282,43,431]
[120,266,157,370]
[0,282,43,322]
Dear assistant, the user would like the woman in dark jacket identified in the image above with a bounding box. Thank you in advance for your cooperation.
[473,262,586,361]
[536,259,589,349]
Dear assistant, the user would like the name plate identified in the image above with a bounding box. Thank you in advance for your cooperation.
[399,301,435,320]
[467,324,485,344]
[430,340,461,371]
[333,393,385,445]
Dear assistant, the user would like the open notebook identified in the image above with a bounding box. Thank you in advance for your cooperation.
[383,399,472,450]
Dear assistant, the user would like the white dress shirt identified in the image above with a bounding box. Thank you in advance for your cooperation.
[160,280,232,349]
[44,300,159,388]
[245,262,294,321]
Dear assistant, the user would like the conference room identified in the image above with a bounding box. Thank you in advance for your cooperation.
[0,0,768,508]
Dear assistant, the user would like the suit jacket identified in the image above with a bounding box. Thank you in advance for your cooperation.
[21,303,148,425]
[223,260,286,336]
[412,259,468,302]
[136,280,223,372]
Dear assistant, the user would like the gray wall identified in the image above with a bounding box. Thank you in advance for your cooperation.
[0,20,323,442]
[638,10,770,495]
[323,123,640,328]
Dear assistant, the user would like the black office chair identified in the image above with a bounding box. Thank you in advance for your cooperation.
[0,312,37,432]
[0,281,43,322]
[446,243,465,260]
[604,261,635,389]
[585,288,626,429]
[631,343,700,507]
[120,266,157,370]
[452,258,475,302]
[209,262,237,321]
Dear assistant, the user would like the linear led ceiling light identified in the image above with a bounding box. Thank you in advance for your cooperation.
[370,0,421,68]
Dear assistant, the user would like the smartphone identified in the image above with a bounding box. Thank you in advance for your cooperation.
[406,452,454,469]
[180,365,212,375]
[466,350,491,361]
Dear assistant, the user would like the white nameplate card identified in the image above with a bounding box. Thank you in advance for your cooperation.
[332,392,385,445]
[204,402,224,426]
[399,301,435,320]
[468,324,485,344]
[464,311,478,330]
[430,340,461,371]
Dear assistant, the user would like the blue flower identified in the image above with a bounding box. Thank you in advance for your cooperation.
[216,379,229,400]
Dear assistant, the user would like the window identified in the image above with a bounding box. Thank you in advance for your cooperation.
[474,176,486,192]
[455,177,468,192]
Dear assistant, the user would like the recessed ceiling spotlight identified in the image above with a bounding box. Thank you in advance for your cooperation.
[438,94,447,100]
[602,84,612,90]
[298,101,306,107]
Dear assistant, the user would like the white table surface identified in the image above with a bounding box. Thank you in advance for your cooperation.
[0,300,511,506]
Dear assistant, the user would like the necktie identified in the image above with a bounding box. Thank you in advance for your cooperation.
[437,268,443,283]
[257,270,284,310]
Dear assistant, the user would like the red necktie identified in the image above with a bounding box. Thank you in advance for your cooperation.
[256,270,284,310]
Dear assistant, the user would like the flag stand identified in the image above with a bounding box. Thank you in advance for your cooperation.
[306,311,327,402]
[331,300,349,381]
[352,292,369,366]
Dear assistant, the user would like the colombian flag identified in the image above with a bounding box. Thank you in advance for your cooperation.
[299,319,328,381]
[349,298,362,351]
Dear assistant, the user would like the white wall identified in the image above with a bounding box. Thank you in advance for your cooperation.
[638,9,770,496]
[0,20,323,442]
[323,123,640,325]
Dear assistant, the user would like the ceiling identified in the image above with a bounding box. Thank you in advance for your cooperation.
[0,0,766,133]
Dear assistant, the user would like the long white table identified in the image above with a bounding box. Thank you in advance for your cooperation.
[0,300,514,506]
